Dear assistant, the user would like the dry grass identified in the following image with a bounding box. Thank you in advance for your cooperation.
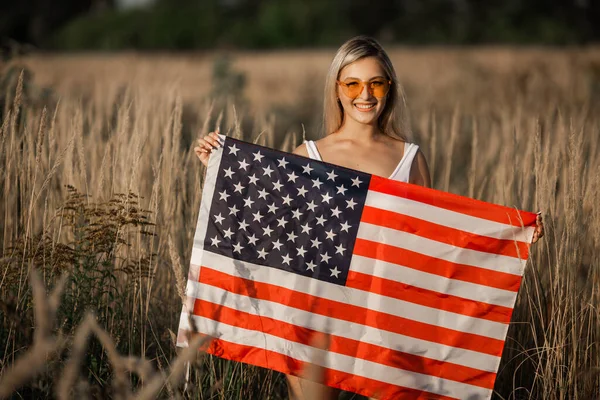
[0,47,599,399]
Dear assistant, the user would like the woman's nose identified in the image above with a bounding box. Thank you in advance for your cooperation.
[358,82,373,100]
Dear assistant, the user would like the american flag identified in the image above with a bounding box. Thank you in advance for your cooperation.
[177,136,537,400]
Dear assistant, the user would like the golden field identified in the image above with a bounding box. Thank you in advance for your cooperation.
[0,47,599,399]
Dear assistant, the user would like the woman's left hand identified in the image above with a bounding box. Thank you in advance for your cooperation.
[532,213,544,243]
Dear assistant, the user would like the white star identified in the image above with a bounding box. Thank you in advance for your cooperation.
[281,253,292,265]
[330,267,341,278]
[257,248,268,259]
[325,229,336,241]
[316,215,327,226]
[302,163,313,174]
[346,198,357,210]
[321,192,333,203]
[273,180,283,191]
[321,252,331,264]
[272,240,283,251]
[219,190,230,201]
[224,167,234,179]
[340,221,351,232]
[312,178,323,189]
[335,243,346,255]
[297,246,307,257]
[233,182,244,194]
[223,228,233,239]
[263,165,274,177]
[306,201,317,212]
[247,234,259,246]
[252,211,263,222]
[306,260,317,271]
[287,231,298,243]
[267,203,278,214]
[281,194,293,206]
[311,237,322,248]
[228,205,240,216]
[336,185,347,195]
[278,157,289,168]
[287,171,299,183]
[351,176,362,187]
[262,225,273,236]
[253,151,264,162]
[233,242,243,253]
[239,220,249,230]
[277,216,287,228]
[326,170,338,181]
[297,186,308,197]
[210,236,220,247]
[248,174,259,185]
[301,223,312,234]
[257,188,268,200]
[214,213,225,224]
[330,207,342,218]
[292,209,302,220]
[243,197,254,208]
[238,159,249,170]
[229,144,240,155]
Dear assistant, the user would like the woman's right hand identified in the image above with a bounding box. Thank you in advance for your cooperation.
[194,130,222,167]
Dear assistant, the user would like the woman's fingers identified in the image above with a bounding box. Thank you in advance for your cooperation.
[532,213,544,243]
[195,131,222,167]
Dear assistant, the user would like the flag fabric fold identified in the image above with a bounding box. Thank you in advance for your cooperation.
[177,136,536,400]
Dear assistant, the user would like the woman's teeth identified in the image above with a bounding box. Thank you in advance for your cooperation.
[355,104,375,110]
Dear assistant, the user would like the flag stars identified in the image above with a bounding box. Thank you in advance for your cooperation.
[311,237,322,248]
[281,194,293,206]
[325,229,336,241]
[286,231,298,243]
[248,174,259,185]
[253,151,264,162]
[257,188,268,200]
[257,248,268,259]
[326,170,338,181]
[228,205,240,216]
[312,178,323,189]
[330,207,342,218]
[224,167,234,179]
[321,252,332,264]
[351,176,362,187]
[297,186,308,197]
[228,144,240,156]
[306,260,317,272]
[346,198,357,210]
[267,203,278,214]
[272,240,283,251]
[247,234,259,246]
[219,190,230,201]
[273,180,284,191]
[243,197,254,208]
[297,246,307,257]
[223,228,233,239]
[238,159,249,170]
[262,225,274,236]
[281,253,292,265]
[263,165,274,177]
[210,236,220,247]
[278,157,289,168]
[321,192,333,203]
[335,243,346,255]
[306,201,317,212]
[340,221,351,232]
[302,163,313,175]
[301,223,312,235]
[330,267,341,278]
[287,171,299,183]
[276,216,288,228]
[239,220,249,231]
[233,182,244,194]
[316,215,327,226]
[292,209,302,220]
[214,213,225,224]
[252,211,263,222]
[336,185,347,195]
[233,242,243,254]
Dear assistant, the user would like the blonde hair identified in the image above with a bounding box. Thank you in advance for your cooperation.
[323,35,411,141]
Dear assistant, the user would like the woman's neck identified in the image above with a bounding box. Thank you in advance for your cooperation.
[335,120,381,142]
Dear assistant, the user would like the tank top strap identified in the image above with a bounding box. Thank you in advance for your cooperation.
[388,143,419,182]
[304,140,323,161]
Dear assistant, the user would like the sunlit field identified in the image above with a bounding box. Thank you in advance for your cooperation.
[1,47,599,399]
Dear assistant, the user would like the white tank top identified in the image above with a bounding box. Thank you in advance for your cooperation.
[304,140,419,183]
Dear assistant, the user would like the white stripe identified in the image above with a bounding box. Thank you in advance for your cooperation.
[190,251,508,340]
[180,313,492,400]
[366,190,535,245]
[357,222,527,276]
[186,282,500,373]
[350,255,518,308]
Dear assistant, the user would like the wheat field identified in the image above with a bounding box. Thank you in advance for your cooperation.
[1,47,599,399]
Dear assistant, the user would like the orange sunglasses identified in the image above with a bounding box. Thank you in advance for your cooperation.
[337,78,392,98]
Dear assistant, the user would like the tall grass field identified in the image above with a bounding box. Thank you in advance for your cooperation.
[1,47,599,399]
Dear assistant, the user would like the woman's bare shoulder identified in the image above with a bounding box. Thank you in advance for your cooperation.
[292,142,309,157]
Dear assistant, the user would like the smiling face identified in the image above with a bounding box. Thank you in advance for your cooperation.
[337,56,389,128]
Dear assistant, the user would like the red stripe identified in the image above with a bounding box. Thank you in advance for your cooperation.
[346,271,513,324]
[368,175,537,228]
[193,299,497,389]
[202,338,460,400]
[199,267,505,356]
[361,205,530,259]
[353,238,522,292]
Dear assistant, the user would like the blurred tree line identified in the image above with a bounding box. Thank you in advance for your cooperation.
[1,0,599,50]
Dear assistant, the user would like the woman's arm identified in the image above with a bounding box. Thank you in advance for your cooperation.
[409,149,432,188]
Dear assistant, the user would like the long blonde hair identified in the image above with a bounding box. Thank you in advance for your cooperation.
[323,35,411,141]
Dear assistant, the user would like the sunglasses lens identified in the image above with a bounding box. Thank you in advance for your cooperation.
[340,79,390,98]
[370,80,390,97]
[341,80,363,98]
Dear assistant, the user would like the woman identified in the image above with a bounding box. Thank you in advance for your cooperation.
[195,36,544,399]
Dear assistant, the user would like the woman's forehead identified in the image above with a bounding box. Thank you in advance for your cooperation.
[339,57,385,80]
